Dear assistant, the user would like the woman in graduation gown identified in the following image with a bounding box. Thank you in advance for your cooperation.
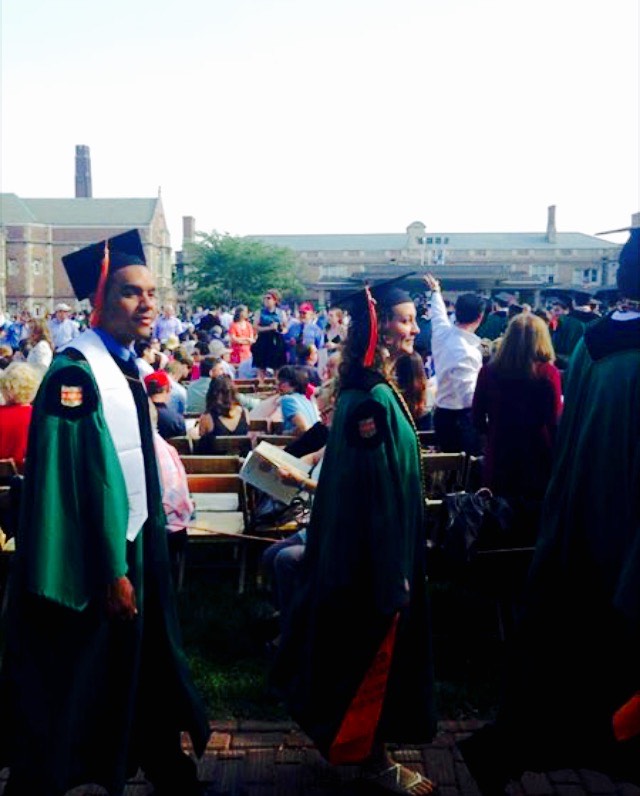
[272,275,437,795]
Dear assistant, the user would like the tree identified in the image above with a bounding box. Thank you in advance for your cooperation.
[186,231,305,310]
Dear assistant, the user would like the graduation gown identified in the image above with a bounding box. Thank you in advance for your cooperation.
[0,351,210,796]
[551,309,598,367]
[272,374,435,763]
[491,314,640,780]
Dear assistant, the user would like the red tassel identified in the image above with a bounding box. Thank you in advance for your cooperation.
[90,241,110,328]
[363,285,378,367]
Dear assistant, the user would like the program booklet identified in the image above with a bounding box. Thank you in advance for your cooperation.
[240,440,312,505]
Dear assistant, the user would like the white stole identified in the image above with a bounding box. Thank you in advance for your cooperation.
[68,330,148,541]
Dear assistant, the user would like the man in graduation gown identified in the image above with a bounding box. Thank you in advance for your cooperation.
[0,230,210,796]
[460,226,640,792]
[551,290,600,369]
[272,277,436,793]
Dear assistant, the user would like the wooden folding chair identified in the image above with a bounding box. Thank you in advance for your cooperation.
[166,436,193,455]
[186,473,250,593]
[417,430,438,450]
[208,435,253,457]
[255,434,296,449]
[464,455,485,492]
[180,455,242,474]
[421,451,467,498]
[0,459,19,485]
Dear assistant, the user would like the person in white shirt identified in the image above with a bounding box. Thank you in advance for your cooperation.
[424,274,485,454]
[208,339,236,378]
[134,340,158,377]
[153,304,183,343]
[48,303,80,350]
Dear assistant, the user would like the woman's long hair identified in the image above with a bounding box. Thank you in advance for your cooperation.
[205,375,239,418]
[28,319,53,348]
[491,313,555,378]
[233,304,248,323]
[394,352,428,420]
[339,303,394,389]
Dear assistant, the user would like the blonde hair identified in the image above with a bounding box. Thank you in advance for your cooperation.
[29,319,53,347]
[0,362,41,405]
[492,313,555,377]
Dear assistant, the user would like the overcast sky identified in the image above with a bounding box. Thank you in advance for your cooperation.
[2,0,638,249]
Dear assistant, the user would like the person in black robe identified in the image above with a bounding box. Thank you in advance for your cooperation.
[459,224,640,793]
[0,230,210,796]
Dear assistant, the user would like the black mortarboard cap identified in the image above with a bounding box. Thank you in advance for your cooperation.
[616,228,640,300]
[494,291,515,305]
[61,229,146,300]
[571,290,595,307]
[339,273,416,319]
[338,273,416,367]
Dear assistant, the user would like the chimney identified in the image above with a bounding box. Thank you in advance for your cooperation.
[75,145,92,198]
[182,216,196,246]
[546,205,557,243]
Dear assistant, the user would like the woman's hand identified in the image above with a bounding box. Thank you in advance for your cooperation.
[277,467,304,488]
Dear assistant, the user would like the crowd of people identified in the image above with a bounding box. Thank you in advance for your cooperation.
[0,223,637,795]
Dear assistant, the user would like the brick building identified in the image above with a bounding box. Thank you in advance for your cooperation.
[247,207,624,306]
[0,193,174,316]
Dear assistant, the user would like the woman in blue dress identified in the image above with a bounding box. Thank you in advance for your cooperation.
[252,289,287,381]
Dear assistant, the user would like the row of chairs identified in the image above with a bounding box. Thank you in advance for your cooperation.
[166,433,295,457]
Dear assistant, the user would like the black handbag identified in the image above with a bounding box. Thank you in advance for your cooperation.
[432,488,515,567]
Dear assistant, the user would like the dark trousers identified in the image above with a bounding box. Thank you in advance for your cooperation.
[433,406,482,455]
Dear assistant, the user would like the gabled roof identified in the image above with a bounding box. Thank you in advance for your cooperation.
[0,195,159,227]
[0,193,38,225]
[248,230,619,252]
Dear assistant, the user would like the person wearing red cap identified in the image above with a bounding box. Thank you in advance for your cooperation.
[0,230,209,796]
[145,369,186,440]
[285,302,324,364]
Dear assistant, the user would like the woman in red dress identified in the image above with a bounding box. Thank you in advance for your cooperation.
[228,305,255,365]
[0,362,41,472]
[472,312,562,534]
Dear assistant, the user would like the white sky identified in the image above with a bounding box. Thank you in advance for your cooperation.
[1,0,638,249]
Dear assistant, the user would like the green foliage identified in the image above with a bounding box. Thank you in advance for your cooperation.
[186,231,305,309]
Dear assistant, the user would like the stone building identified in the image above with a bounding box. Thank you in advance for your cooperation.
[249,206,624,306]
[0,193,173,316]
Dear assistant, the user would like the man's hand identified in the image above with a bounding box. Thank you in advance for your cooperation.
[106,576,138,620]
[424,273,440,292]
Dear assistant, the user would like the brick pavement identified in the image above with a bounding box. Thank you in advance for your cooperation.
[2,720,636,796]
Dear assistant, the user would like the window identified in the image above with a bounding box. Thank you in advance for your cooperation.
[583,268,598,283]
[7,259,18,276]
[426,237,433,244]
[32,260,42,275]
[531,264,556,279]
[435,237,441,244]
[561,249,574,256]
